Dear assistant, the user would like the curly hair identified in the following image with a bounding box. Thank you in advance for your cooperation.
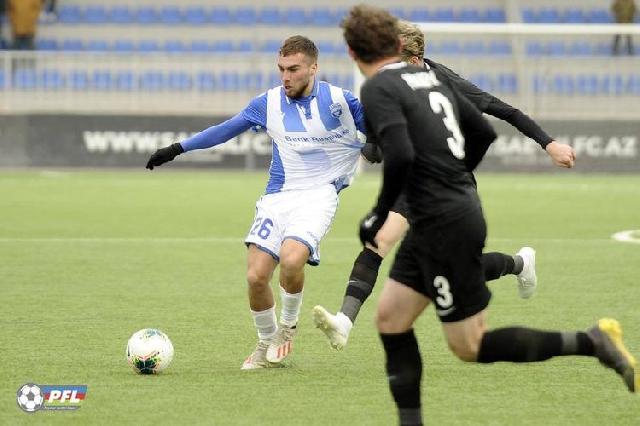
[341,5,400,63]
[397,20,425,61]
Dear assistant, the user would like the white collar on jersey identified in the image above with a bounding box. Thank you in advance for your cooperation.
[378,61,408,73]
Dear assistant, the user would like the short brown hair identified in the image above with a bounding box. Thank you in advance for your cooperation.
[279,35,318,62]
[341,5,400,63]
[397,21,425,61]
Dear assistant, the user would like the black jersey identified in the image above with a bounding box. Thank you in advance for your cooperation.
[424,58,553,148]
[361,63,496,225]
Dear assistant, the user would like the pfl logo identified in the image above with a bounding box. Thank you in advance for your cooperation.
[17,383,87,413]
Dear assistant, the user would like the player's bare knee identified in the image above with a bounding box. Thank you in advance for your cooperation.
[279,252,306,275]
[246,268,270,290]
[447,337,481,362]
[376,305,405,333]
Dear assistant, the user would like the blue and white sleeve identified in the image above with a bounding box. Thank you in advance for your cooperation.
[343,89,366,134]
[179,93,268,152]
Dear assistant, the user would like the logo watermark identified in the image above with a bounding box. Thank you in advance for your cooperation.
[16,383,87,413]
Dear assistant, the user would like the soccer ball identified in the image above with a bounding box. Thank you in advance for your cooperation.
[126,328,174,374]
[16,383,44,412]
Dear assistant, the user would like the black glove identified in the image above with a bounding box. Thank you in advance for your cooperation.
[358,210,387,248]
[146,143,184,170]
[360,142,383,164]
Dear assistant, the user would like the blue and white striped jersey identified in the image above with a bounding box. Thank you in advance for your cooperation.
[180,80,366,194]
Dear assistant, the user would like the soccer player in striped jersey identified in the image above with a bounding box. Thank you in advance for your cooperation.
[312,21,576,351]
[146,36,366,369]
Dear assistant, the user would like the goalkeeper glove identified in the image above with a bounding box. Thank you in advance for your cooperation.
[146,143,184,170]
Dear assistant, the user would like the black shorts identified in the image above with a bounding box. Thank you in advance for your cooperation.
[390,192,410,218]
[389,207,490,322]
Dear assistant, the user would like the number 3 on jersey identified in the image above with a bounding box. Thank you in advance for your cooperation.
[428,92,465,160]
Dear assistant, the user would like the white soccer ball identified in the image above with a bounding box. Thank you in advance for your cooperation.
[17,384,44,412]
[126,328,174,374]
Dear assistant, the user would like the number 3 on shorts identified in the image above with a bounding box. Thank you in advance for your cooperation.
[250,217,274,240]
[434,275,453,309]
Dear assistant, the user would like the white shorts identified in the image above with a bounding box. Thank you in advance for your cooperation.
[244,185,339,266]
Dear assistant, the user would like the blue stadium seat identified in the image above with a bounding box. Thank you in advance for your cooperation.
[115,71,135,91]
[458,9,482,23]
[576,74,598,95]
[41,70,65,90]
[266,71,281,88]
[488,41,511,56]
[469,74,493,91]
[497,73,517,93]
[219,72,240,91]
[211,7,232,25]
[485,9,506,23]
[85,6,108,24]
[140,71,165,91]
[261,40,281,53]
[538,9,561,24]
[70,71,89,90]
[138,40,160,53]
[61,39,84,51]
[86,40,109,52]
[433,8,455,22]
[563,9,586,23]
[185,7,209,25]
[438,41,461,55]
[547,42,565,56]
[594,42,612,56]
[160,7,182,25]
[284,8,307,25]
[588,9,613,24]
[408,8,430,22]
[236,40,254,53]
[386,8,406,20]
[522,9,537,23]
[334,9,348,24]
[0,70,5,89]
[259,7,281,25]
[236,7,257,25]
[111,6,134,24]
[92,71,113,90]
[317,40,335,56]
[168,72,192,90]
[57,5,82,24]
[197,72,216,91]
[568,41,593,56]
[136,7,158,24]
[526,41,544,56]
[603,74,625,95]
[628,75,640,95]
[190,40,212,53]
[37,39,58,50]
[461,41,484,55]
[114,40,135,53]
[531,75,547,94]
[310,8,335,26]
[164,40,187,53]
[212,40,234,53]
[553,75,574,95]
[14,69,37,90]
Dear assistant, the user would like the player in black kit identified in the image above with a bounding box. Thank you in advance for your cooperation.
[341,5,638,426]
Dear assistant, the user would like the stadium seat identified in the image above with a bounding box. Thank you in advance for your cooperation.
[469,74,493,91]
[136,7,158,24]
[594,42,613,56]
[310,8,335,26]
[498,73,517,93]
[563,9,586,24]
[461,41,484,55]
[526,41,544,56]
[111,6,134,24]
[168,72,192,90]
[568,41,593,56]
[259,7,281,25]
[92,71,113,90]
[86,40,109,52]
[37,39,58,50]
[41,70,65,90]
[284,8,307,25]
[185,7,209,25]
[114,40,135,53]
[236,7,257,25]
[70,71,89,90]
[588,9,613,24]
[197,72,216,91]
[261,40,282,53]
[140,71,165,91]
[432,8,455,22]
[485,9,506,23]
[219,72,240,91]
[115,71,135,91]
[531,75,547,94]
[190,40,212,53]
[160,7,182,25]
[57,5,82,24]
[164,40,187,53]
[388,8,407,20]
[236,40,254,54]
[438,41,461,55]
[0,70,5,89]
[576,74,598,95]
[488,41,511,56]
[317,40,335,56]
[212,40,234,54]
[14,69,37,90]
[211,7,232,25]
[61,39,84,51]
[138,40,160,53]
[522,9,537,23]
[408,8,430,22]
[553,75,574,95]
[538,9,561,24]
[458,9,482,23]
[628,75,640,95]
[85,6,108,24]
[547,42,566,56]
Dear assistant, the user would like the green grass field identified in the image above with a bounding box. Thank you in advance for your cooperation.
[1,170,640,425]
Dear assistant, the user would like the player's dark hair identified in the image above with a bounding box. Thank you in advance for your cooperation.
[341,5,400,64]
[279,36,319,62]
